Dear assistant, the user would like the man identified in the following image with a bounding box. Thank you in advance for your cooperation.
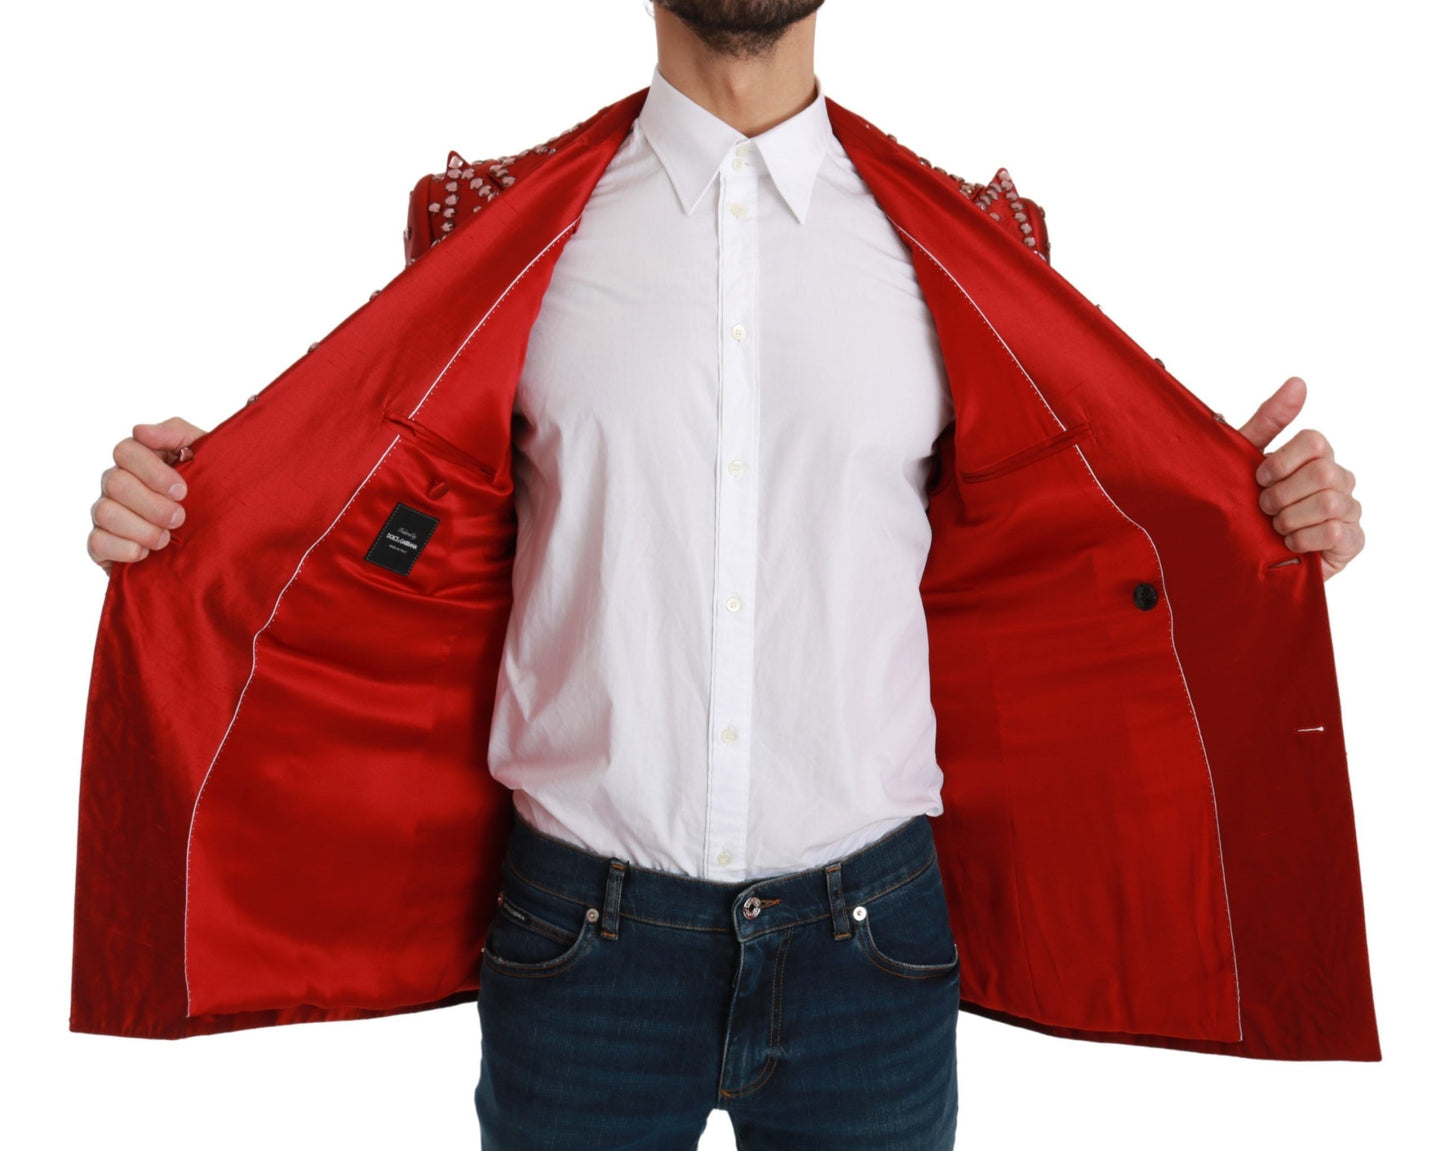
[78,2,1371,1148]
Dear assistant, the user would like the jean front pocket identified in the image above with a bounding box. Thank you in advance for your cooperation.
[482,886,599,979]
[851,855,961,982]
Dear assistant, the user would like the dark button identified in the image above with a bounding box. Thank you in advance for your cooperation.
[1133,582,1159,611]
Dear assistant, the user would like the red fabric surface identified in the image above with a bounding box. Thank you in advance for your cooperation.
[70,86,1379,1060]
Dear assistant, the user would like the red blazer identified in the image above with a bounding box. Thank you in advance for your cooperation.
[70,84,1381,1060]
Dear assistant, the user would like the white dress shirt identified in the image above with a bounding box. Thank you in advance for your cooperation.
[487,64,953,881]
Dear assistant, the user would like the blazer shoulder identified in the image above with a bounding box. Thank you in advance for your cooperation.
[402,149,519,266]
[953,166,1050,264]
[402,113,597,266]
[854,112,1049,261]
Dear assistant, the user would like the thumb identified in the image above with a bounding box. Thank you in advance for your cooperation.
[1235,376,1306,452]
[133,416,209,463]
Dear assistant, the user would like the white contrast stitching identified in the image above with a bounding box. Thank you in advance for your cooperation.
[181,436,402,1013]
[181,215,585,1015]
[889,222,1067,435]
[408,215,584,423]
[888,216,1246,1043]
[1065,445,1245,1042]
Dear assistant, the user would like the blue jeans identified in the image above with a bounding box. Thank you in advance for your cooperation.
[474,810,960,1149]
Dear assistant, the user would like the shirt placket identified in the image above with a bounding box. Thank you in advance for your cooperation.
[703,138,763,880]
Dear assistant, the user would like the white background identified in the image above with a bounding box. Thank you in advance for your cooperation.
[3,0,1439,1146]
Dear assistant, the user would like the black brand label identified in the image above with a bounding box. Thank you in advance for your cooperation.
[364,502,439,576]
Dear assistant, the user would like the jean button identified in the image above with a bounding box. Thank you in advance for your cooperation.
[742,896,763,920]
[584,907,600,924]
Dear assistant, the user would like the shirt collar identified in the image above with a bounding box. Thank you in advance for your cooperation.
[636,63,832,225]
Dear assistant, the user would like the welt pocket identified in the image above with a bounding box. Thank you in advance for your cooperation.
[955,420,1093,483]
[382,408,495,477]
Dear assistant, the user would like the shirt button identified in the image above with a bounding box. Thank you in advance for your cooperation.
[731,323,746,341]
[735,143,749,157]
[716,850,733,866]
[730,201,748,219]
[721,725,739,744]
[725,595,743,613]
[731,157,745,170]
[727,458,745,476]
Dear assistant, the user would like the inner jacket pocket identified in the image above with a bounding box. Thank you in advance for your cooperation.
[955,421,1093,484]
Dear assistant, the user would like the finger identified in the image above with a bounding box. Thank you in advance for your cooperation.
[98,466,187,532]
[1258,455,1347,517]
[87,525,153,568]
[1255,427,1333,486]
[1268,488,1362,538]
[1281,517,1361,559]
[132,417,208,462]
[91,494,175,552]
[1236,376,1306,451]
[114,436,189,500]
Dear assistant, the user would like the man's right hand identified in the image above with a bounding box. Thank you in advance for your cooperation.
[88,417,209,573]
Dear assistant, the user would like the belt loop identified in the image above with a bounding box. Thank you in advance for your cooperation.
[825,862,851,939]
[600,859,627,940]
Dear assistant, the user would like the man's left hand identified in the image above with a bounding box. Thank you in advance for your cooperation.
[1234,375,1364,581]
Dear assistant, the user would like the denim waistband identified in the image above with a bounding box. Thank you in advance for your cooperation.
[500,812,940,943]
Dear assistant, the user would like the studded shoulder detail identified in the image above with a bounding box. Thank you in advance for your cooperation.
[878,129,1051,265]
[967,167,1050,264]
[402,111,601,267]
[403,111,1051,268]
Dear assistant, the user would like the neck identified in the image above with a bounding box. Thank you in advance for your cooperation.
[652,8,819,137]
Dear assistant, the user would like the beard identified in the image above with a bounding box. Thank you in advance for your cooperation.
[655,0,827,59]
